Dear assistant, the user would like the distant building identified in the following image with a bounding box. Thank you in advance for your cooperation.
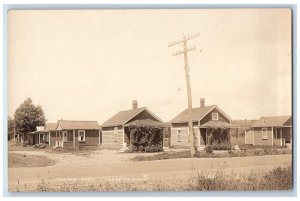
[244,116,292,146]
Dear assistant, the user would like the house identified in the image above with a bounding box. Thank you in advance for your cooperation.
[170,98,236,149]
[101,100,164,150]
[54,120,101,149]
[28,120,101,150]
[244,116,292,146]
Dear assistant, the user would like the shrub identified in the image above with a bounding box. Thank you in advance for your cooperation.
[262,166,292,190]
[211,141,231,150]
[192,166,292,191]
[205,145,213,154]
[138,146,144,152]
[127,123,163,153]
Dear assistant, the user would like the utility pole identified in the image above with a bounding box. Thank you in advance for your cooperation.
[169,33,200,157]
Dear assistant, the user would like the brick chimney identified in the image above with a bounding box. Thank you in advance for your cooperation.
[200,98,205,108]
[132,100,138,110]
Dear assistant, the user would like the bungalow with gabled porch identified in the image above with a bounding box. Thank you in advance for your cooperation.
[170,98,237,150]
[101,100,164,150]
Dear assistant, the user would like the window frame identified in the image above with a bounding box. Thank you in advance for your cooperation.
[212,112,219,121]
[177,129,182,142]
[261,128,268,140]
[78,130,86,142]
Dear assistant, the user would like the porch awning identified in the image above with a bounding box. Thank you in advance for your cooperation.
[28,130,49,135]
[199,120,238,129]
[124,119,164,127]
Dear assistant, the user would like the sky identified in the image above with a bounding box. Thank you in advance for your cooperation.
[8,9,292,123]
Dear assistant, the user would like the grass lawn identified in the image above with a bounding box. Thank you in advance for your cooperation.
[8,141,50,152]
[132,148,291,161]
[8,153,56,168]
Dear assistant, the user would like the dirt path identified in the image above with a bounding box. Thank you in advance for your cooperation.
[9,153,292,191]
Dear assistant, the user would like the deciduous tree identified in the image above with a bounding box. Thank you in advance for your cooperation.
[14,98,46,143]
[8,116,14,140]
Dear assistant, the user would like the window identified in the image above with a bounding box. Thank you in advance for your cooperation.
[212,113,218,121]
[78,130,85,142]
[177,129,182,142]
[262,128,268,140]
[114,127,118,142]
[63,131,74,142]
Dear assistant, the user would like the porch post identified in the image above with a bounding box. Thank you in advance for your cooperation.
[205,128,208,145]
[122,127,125,149]
[280,127,283,146]
[61,131,63,148]
[39,133,40,144]
[49,132,51,146]
[290,127,292,146]
[234,128,240,150]
[271,127,274,146]
[236,128,238,145]
[98,129,100,145]
[73,130,75,147]
[55,131,57,147]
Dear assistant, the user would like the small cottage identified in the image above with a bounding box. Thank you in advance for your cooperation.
[28,120,101,150]
[244,116,292,147]
[101,100,164,150]
[170,98,236,150]
[54,120,101,149]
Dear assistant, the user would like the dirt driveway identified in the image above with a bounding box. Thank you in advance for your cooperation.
[8,149,292,191]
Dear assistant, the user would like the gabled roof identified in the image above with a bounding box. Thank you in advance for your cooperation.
[101,107,163,127]
[44,123,58,131]
[57,120,100,130]
[252,116,292,128]
[170,105,231,123]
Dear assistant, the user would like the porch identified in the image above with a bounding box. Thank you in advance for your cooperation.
[123,119,164,152]
[199,120,238,150]
[28,131,49,146]
[272,126,292,146]
[54,130,79,149]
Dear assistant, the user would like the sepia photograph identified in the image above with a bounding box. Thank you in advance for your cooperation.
[6,7,293,192]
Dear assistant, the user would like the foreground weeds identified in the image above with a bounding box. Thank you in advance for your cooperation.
[192,166,292,191]
[11,166,292,192]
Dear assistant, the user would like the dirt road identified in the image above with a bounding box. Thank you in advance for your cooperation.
[8,150,292,191]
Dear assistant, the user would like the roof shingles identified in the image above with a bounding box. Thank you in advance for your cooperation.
[57,120,100,130]
[170,105,216,123]
[252,116,291,127]
[101,107,146,127]
[44,123,58,131]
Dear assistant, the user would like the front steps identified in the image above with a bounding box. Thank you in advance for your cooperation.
[198,145,205,151]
